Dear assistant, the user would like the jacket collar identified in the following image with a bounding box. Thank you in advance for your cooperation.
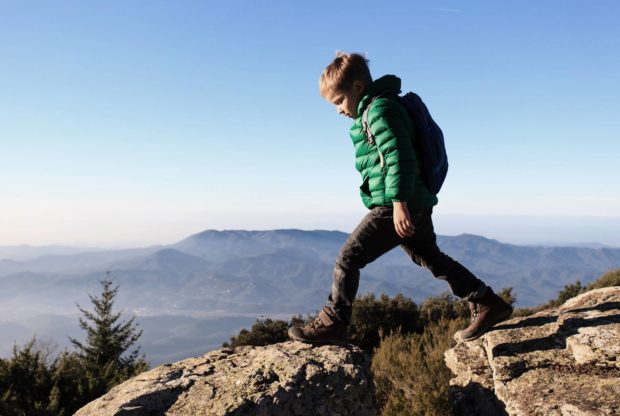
[357,75,402,116]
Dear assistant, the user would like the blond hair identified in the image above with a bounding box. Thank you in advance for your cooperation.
[319,52,372,96]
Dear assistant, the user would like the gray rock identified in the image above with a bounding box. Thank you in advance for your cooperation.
[75,341,376,416]
[445,287,620,416]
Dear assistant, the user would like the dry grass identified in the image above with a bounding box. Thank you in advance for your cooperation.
[371,317,466,416]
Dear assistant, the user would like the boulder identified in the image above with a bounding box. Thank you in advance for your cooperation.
[75,341,376,416]
[445,287,620,416]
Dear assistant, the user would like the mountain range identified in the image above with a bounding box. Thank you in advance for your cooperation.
[1,229,619,365]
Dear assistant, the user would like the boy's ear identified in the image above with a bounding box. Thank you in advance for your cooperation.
[353,80,365,94]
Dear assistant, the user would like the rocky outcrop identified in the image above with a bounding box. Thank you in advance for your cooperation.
[445,287,620,416]
[75,341,376,416]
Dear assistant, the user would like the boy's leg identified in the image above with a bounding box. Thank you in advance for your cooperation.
[400,207,513,341]
[398,207,487,299]
[288,206,402,344]
[325,206,404,324]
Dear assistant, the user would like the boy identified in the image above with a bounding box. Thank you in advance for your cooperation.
[288,52,512,345]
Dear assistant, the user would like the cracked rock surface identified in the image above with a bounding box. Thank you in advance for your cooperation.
[74,341,376,416]
[445,287,620,416]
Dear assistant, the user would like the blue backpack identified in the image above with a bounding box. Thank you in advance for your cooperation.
[362,92,448,195]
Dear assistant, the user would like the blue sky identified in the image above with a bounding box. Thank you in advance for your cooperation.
[1,1,619,247]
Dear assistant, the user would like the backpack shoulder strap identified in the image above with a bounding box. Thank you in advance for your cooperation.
[361,92,395,144]
[361,93,391,168]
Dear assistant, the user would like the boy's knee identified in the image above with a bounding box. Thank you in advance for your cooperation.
[335,258,353,273]
[335,246,355,270]
[423,252,457,276]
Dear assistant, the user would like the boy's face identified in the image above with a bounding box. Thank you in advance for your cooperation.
[324,80,365,119]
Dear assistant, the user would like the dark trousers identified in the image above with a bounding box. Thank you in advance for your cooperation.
[326,205,487,324]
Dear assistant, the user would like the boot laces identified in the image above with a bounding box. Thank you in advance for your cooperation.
[309,315,328,330]
[470,303,479,322]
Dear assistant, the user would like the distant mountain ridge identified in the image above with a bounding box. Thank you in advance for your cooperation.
[2,230,620,310]
[0,245,103,262]
[1,229,619,365]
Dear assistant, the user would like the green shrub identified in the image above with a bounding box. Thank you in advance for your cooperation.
[0,338,52,416]
[46,352,90,416]
[514,267,620,317]
[553,280,585,306]
[225,293,420,353]
[497,287,517,306]
[223,318,294,347]
[349,293,420,353]
[418,292,469,327]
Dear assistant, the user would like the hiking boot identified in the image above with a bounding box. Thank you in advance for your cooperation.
[288,307,348,345]
[457,289,513,342]
[468,301,478,323]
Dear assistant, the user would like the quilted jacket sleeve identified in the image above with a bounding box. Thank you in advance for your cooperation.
[366,97,418,202]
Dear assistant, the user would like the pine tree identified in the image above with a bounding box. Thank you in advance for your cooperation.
[69,271,148,399]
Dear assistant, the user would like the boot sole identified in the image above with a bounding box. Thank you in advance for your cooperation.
[460,306,514,342]
[288,328,348,346]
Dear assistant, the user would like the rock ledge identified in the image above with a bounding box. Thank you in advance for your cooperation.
[445,287,620,416]
[75,341,376,416]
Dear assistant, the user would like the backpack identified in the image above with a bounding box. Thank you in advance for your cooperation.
[361,92,448,195]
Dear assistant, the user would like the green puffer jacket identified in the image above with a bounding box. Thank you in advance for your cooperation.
[351,75,439,209]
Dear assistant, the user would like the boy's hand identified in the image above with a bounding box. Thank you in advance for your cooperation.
[393,201,415,238]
